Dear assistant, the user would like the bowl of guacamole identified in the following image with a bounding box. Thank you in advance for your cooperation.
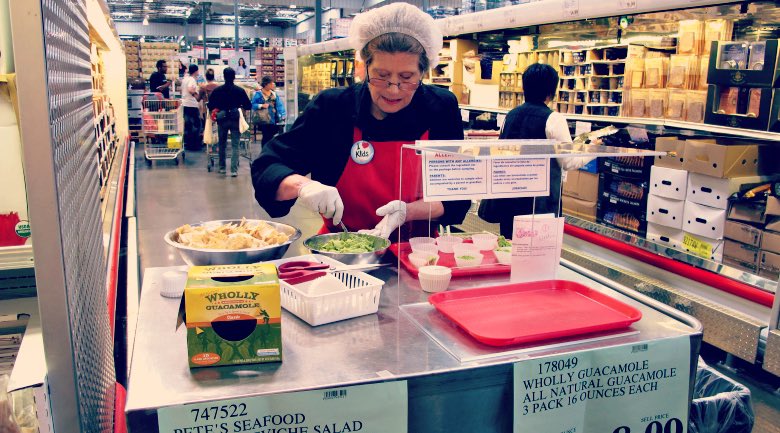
[303,232,390,265]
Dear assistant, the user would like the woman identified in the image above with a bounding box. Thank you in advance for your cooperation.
[236,57,248,77]
[478,63,591,238]
[251,2,470,239]
[251,76,281,147]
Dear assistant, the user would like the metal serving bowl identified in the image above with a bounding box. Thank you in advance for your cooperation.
[303,233,390,265]
[164,219,301,266]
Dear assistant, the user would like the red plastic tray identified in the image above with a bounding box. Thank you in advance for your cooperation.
[389,242,510,279]
[428,280,642,347]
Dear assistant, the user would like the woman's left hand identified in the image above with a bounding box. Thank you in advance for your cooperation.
[359,200,407,239]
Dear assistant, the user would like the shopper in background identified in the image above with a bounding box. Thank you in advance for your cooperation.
[251,3,469,239]
[181,64,202,151]
[251,76,281,148]
[478,63,591,239]
[199,68,219,121]
[236,58,248,77]
[178,60,186,78]
[209,67,252,177]
[149,60,170,99]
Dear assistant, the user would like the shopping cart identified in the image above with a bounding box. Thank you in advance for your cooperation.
[141,95,184,165]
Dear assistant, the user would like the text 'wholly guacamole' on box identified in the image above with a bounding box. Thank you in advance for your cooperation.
[185,263,281,368]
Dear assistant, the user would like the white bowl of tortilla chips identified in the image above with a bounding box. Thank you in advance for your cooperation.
[165,219,301,266]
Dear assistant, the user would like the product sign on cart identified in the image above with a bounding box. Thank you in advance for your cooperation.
[158,381,408,433]
[513,337,691,433]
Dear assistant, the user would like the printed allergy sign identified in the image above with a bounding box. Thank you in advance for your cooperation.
[423,152,550,201]
[514,337,691,433]
[158,381,407,433]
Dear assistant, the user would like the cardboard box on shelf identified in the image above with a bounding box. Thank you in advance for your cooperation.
[683,232,724,262]
[723,257,759,273]
[762,229,780,255]
[654,137,686,169]
[768,216,780,232]
[647,195,685,229]
[682,140,760,178]
[599,173,649,210]
[683,201,727,239]
[562,196,597,223]
[724,220,763,247]
[646,222,685,250]
[599,157,653,179]
[650,166,688,200]
[728,201,768,224]
[687,174,776,209]
[723,239,761,266]
[563,170,599,202]
[759,250,780,278]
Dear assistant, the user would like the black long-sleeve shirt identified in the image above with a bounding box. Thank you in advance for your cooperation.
[251,83,470,225]
[208,83,252,112]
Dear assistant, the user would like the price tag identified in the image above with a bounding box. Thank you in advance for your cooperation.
[683,233,713,259]
[514,337,691,433]
[158,381,408,433]
[563,0,580,19]
[461,109,470,123]
[618,0,637,10]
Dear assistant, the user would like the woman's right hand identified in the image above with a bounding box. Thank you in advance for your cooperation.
[297,181,344,225]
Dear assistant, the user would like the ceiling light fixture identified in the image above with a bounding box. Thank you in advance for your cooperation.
[290,4,296,9]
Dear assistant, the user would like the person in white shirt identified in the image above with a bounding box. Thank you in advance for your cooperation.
[181,64,202,150]
[478,63,592,238]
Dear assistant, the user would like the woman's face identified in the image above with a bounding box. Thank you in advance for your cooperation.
[239,58,245,66]
[366,51,421,119]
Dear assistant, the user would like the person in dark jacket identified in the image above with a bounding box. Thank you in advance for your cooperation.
[208,67,251,177]
[478,63,590,238]
[251,3,469,239]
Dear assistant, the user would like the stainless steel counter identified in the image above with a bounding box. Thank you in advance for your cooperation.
[126,260,702,432]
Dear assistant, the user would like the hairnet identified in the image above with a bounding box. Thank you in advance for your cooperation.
[349,2,442,66]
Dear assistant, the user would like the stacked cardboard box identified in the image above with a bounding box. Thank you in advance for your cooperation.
[652,137,779,264]
[141,42,179,83]
[562,170,599,223]
[124,40,141,80]
[647,137,690,252]
[725,196,780,279]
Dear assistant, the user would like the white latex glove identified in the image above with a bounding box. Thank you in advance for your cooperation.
[557,156,594,171]
[358,200,407,239]
[298,181,344,224]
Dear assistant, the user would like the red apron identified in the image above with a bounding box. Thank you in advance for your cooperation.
[319,127,429,239]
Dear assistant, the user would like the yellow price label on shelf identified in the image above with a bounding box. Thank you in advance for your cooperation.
[683,233,712,259]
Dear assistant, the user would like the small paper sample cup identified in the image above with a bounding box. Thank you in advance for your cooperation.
[418,266,452,293]
[436,235,463,254]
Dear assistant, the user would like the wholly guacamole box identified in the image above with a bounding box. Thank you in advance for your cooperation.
[185,263,282,368]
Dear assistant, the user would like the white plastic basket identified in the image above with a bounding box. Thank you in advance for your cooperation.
[275,255,385,326]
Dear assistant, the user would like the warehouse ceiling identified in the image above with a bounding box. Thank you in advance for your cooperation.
[106,0,462,27]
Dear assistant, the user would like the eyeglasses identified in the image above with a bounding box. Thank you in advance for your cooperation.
[366,72,421,92]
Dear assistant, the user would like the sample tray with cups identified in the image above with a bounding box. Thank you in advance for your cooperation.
[389,242,510,279]
[428,280,642,347]
[271,255,384,326]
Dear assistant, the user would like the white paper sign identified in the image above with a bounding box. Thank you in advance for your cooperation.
[461,109,470,122]
[563,0,580,19]
[510,215,564,283]
[618,0,638,10]
[514,337,691,433]
[574,121,592,136]
[158,381,408,433]
[497,113,507,130]
[422,153,550,201]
